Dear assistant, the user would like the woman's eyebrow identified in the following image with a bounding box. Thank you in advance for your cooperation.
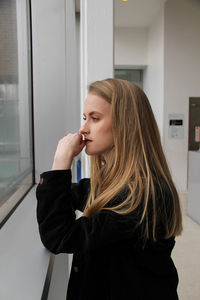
[83,111,104,116]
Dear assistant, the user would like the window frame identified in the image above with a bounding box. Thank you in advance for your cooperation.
[0,0,35,228]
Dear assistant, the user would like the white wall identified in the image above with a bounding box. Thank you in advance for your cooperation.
[115,27,148,66]
[114,19,164,141]
[164,0,200,192]
[80,0,114,178]
[66,0,80,134]
[32,1,79,299]
[32,0,79,181]
[143,7,164,141]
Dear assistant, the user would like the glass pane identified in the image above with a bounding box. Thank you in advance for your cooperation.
[114,69,142,88]
[0,0,33,223]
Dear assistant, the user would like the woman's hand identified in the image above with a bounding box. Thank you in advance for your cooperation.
[51,133,85,170]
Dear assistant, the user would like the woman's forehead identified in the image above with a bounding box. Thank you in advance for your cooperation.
[84,93,111,114]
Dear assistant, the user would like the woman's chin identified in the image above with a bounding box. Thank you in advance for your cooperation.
[85,145,114,156]
[85,149,97,155]
[85,147,101,156]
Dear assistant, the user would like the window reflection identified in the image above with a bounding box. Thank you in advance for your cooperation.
[0,0,34,224]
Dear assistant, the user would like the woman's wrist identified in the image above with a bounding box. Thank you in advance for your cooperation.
[51,156,73,170]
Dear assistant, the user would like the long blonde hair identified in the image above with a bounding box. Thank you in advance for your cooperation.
[82,78,182,241]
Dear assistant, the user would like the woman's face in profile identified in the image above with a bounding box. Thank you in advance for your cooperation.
[80,93,114,156]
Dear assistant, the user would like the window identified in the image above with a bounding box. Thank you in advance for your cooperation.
[114,69,143,89]
[0,0,34,225]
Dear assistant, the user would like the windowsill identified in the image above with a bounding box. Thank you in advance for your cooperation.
[0,173,33,224]
[0,185,51,300]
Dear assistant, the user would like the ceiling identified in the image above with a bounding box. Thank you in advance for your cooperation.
[76,0,167,28]
[114,0,167,27]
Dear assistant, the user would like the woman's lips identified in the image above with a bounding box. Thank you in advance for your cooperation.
[85,139,92,143]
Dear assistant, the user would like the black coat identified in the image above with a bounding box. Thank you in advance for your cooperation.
[36,170,179,300]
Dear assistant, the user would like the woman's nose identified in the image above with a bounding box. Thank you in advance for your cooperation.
[79,122,89,135]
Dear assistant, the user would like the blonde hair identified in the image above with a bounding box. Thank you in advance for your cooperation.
[82,78,182,242]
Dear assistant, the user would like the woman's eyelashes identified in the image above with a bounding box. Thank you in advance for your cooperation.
[83,116,100,121]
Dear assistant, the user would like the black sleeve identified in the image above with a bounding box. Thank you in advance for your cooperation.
[36,170,137,254]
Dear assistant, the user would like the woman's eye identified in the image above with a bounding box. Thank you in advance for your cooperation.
[83,116,99,121]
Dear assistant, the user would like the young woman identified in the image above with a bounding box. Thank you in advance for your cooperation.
[36,78,182,300]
